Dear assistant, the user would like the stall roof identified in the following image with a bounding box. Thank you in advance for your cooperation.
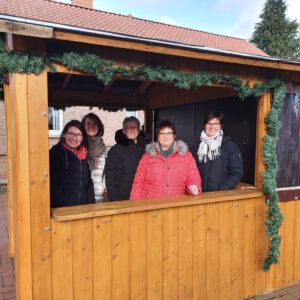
[0,0,267,58]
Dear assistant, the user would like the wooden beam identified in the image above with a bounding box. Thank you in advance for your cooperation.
[9,71,52,300]
[53,30,300,72]
[101,78,116,94]
[10,73,33,300]
[0,20,53,38]
[60,74,72,90]
[27,72,52,299]
[255,91,271,190]
[49,89,146,108]
[3,76,16,257]
[132,81,152,96]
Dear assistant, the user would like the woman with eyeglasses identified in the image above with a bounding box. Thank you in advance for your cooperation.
[192,111,243,192]
[50,120,95,208]
[105,116,151,201]
[82,113,108,202]
[130,120,201,200]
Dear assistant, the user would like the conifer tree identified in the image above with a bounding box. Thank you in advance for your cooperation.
[251,0,300,59]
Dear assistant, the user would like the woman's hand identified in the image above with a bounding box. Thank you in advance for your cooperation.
[188,185,199,195]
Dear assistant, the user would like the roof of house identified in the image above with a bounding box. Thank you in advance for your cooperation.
[0,0,268,57]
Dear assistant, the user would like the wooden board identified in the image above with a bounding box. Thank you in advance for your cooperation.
[162,208,178,299]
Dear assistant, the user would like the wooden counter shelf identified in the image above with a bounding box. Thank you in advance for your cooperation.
[52,185,263,222]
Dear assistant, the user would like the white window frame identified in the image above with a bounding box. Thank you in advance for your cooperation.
[49,107,64,137]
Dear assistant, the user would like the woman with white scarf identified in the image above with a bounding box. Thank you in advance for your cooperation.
[82,113,108,202]
[192,112,243,192]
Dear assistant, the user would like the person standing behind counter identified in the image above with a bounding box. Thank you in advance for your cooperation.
[105,116,150,201]
[50,120,95,208]
[130,120,201,200]
[192,111,243,192]
[82,113,108,202]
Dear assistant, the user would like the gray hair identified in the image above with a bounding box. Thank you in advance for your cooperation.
[122,116,140,130]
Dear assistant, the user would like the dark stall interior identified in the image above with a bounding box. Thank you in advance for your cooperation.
[154,96,257,184]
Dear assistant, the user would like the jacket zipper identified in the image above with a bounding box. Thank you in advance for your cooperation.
[78,159,82,202]
[166,159,170,195]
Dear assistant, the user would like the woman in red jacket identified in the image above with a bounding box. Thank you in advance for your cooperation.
[130,120,201,200]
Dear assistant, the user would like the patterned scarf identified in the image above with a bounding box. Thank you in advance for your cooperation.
[87,136,106,170]
[62,142,87,160]
[197,130,223,163]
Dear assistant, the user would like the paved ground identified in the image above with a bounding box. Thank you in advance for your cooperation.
[0,189,299,300]
[246,284,300,300]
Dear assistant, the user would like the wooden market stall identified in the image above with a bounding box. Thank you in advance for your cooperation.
[1,0,300,299]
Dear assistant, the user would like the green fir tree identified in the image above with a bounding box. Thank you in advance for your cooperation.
[251,0,300,59]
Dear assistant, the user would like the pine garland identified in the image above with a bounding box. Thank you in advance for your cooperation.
[0,38,285,271]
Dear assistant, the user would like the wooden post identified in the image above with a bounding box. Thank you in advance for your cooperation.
[3,76,16,257]
[144,108,154,140]
[255,91,271,190]
[9,70,52,300]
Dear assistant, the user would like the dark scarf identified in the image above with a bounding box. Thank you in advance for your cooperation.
[159,142,174,158]
[87,136,106,170]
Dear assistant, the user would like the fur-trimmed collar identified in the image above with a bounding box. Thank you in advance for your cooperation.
[146,140,188,157]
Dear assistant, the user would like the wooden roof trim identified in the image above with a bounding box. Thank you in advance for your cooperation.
[53,30,300,72]
[48,89,146,108]
[0,20,53,38]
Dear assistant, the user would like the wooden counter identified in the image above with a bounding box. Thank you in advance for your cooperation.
[52,185,262,221]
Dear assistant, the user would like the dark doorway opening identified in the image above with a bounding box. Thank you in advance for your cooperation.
[154,96,257,184]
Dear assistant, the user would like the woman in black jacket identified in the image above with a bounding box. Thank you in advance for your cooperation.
[50,120,95,208]
[105,116,150,201]
[192,112,243,192]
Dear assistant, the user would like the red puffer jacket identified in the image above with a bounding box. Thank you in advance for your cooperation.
[130,140,202,200]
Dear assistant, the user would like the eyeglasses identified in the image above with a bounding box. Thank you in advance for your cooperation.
[206,122,221,127]
[66,132,83,139]
[158,132,174,137]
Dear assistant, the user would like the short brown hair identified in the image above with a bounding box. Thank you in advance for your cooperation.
[156,120,176,136]
[203,111,224,126]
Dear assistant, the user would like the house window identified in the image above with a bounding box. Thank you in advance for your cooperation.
[49,107,63,136]
[125,110,137,118]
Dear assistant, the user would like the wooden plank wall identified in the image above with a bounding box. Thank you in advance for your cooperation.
[51,195,274,300]
[50,198,300,300]
[268,200,300,290]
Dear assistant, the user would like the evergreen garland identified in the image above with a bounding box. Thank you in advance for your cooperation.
[0,38,285,271]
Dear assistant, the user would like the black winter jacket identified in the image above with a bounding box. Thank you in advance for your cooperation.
[50,142,95,208]
[105,130,150,201]
[192,135,243,192]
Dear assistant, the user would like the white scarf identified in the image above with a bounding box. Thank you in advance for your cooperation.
[197,130,223,163]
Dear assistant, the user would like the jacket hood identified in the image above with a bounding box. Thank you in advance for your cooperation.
[115,129,151,146]
[146,140,188,157]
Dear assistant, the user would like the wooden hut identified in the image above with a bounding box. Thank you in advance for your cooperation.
[1,0,300,299]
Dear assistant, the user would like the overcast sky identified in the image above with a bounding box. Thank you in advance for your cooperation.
[90,0,300,39]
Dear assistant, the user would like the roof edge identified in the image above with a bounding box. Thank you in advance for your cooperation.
[2,14,300,67]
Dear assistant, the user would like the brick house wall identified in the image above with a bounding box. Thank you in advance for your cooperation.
[49,107,145,148]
